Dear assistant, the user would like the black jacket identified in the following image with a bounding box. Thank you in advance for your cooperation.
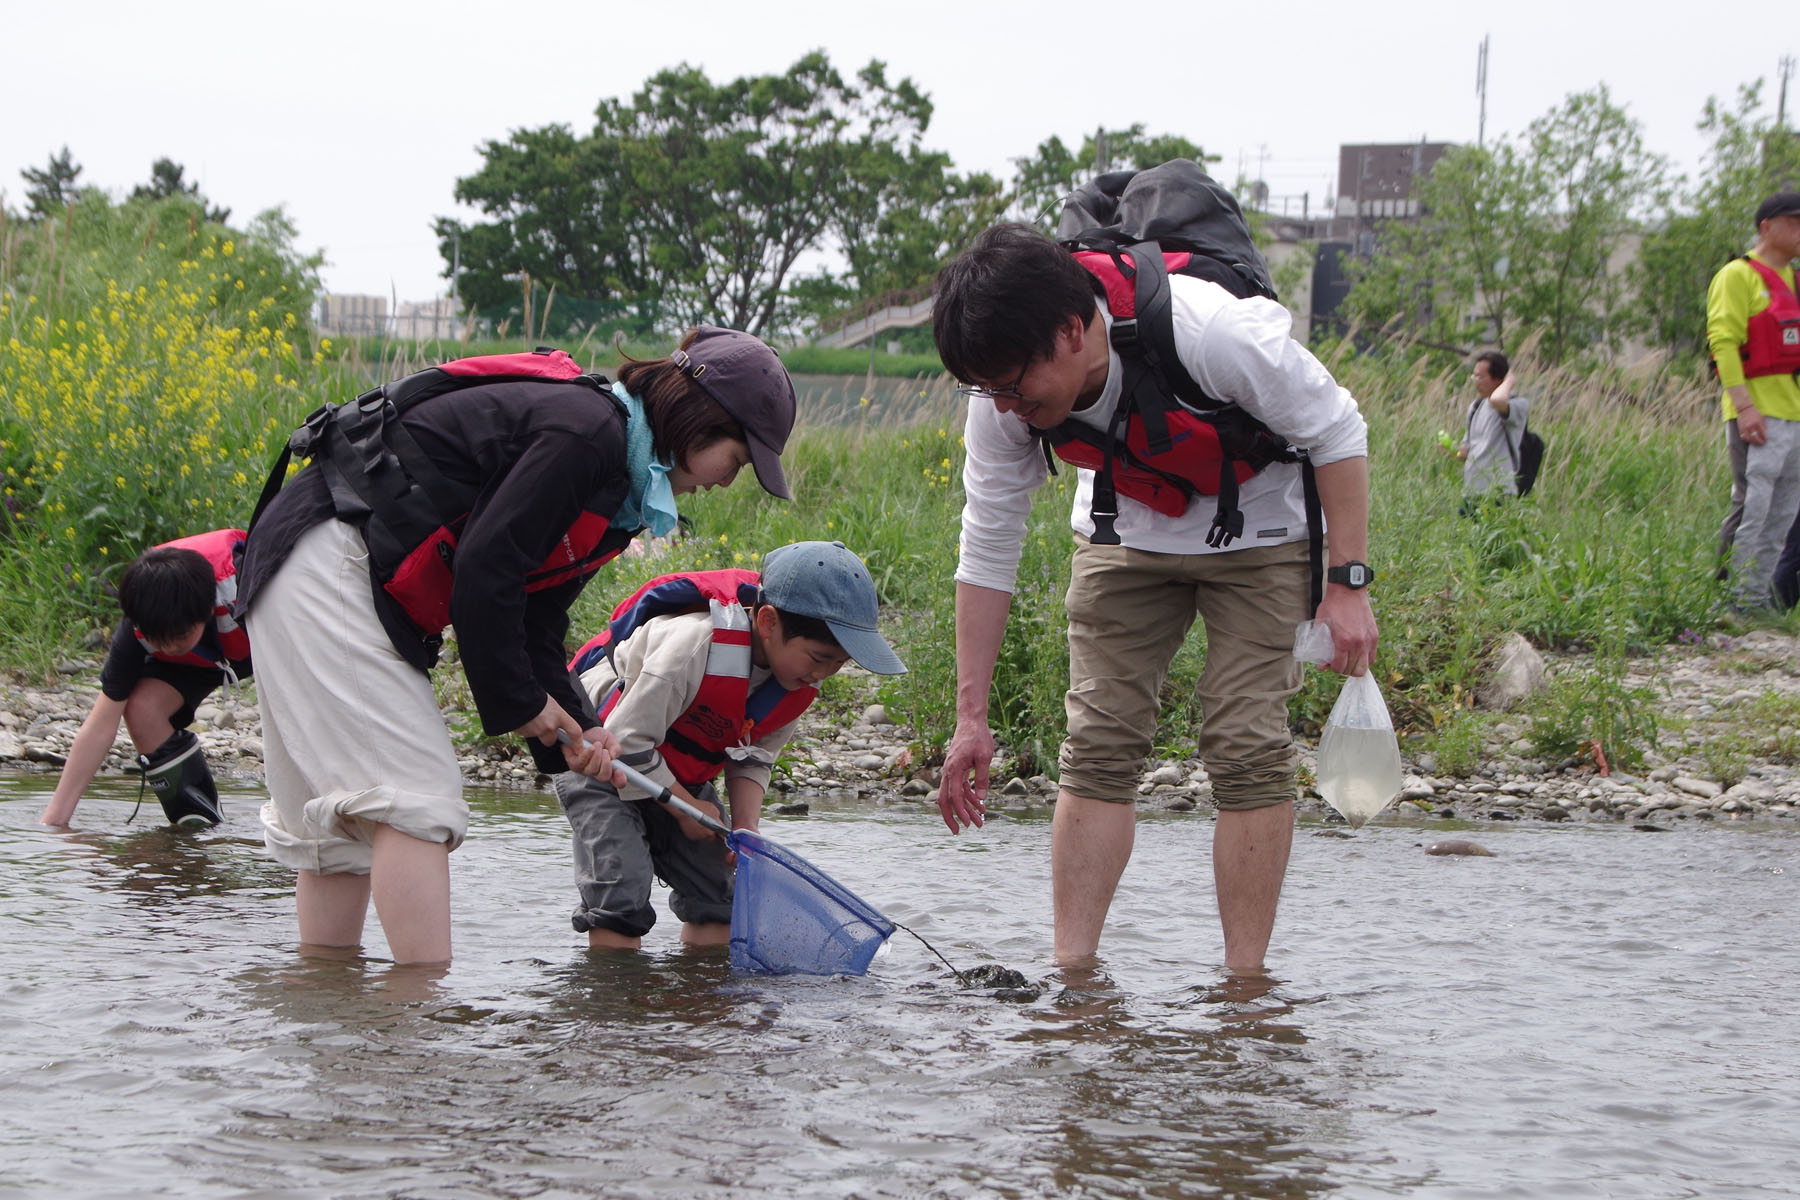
[239,380,638,769]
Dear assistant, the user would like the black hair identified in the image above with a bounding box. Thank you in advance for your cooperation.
[616,328,745,467]
[1475,350,1510,381]
[757,602,842,650]
[117,546,214,640]
[932,222,1099,384]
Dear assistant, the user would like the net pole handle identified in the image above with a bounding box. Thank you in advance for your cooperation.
[556,731,733,838]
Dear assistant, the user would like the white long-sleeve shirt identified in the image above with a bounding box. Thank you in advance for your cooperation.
[956,273,1369,593]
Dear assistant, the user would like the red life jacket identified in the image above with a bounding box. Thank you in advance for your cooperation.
[252,347,627,636]
[1738,256,1800,380]
[1036,250,1298,535]
[385,509,623,636]
[134,528,252,667]
[571,569,817,790]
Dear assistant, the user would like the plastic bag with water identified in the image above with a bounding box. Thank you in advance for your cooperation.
[1294,620,1403,829]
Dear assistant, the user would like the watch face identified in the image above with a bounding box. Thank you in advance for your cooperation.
[1349,564,1369,587]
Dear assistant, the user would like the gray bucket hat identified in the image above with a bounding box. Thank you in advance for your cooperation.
[672,327,797,499]
[759,541,905,675]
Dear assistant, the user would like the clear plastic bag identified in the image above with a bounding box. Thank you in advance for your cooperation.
[1292,619,1335,667]
[1314,672,1403,829]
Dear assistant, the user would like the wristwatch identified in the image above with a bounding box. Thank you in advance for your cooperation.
[1327,561,1374,589]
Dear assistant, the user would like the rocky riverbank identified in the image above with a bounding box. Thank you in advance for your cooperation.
[7,629,1800,827]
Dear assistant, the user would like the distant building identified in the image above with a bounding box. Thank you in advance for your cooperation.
[1250,140,1456,342]
[1333,141,1454,254]
[315,294,471,340]
[316,294,387,337]
[392,297,469,341]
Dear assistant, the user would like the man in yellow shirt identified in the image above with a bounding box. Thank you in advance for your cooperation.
[1708,191,1800,608]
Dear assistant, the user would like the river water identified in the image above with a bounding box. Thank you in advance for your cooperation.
[3,772,1797,1199]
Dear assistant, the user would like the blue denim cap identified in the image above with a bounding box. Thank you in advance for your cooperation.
[759,541,905,675]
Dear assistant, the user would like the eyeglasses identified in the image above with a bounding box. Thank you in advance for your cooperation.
[954,364,1028,401]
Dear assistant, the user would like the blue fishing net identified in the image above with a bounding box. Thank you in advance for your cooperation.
[728,829,895,976]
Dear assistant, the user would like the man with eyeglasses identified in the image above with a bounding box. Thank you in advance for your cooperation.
[930,221,1377,979]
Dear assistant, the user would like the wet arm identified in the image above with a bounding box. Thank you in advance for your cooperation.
[40,695,128,826]
[724,775,764,834]
[936,581,1012,833]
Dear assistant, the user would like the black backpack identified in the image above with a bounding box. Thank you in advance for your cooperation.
[245,347,617,633]
[1466,396,1545,497]
[1053,159,1323,609]
[1509,425,1546,497]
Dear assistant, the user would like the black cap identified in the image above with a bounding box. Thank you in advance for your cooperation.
[671,327,797,500]
[1755,192,1800,227]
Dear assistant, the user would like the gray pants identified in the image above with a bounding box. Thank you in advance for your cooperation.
[554,773,732,938]
[1729,416,1800,608]
[1717,420,1748,570]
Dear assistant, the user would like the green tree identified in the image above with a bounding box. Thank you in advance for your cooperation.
[440,51,937,339]
[1343,86,1665,364]
[435,122,646,330]
[1008,125,1215,228]
[792,152,1006,333]
[129,158,230,223]
[21,146,83,218]
[603,53,935,335]
[1634,80,1800,363]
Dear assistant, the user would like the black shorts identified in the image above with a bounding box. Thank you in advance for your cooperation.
[133,662,227,731]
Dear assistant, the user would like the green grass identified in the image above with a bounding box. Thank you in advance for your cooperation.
[1,209,1771,774]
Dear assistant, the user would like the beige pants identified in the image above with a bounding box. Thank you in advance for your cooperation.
[1058,538,1312,810]
[247,519,466,875]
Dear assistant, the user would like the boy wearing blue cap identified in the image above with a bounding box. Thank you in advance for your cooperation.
[556,540,905,949]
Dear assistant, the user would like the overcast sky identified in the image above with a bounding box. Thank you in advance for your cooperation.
[3,0,1792,305]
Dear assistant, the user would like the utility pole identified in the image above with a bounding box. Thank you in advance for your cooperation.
[449,226,461,340]
[1476,34,1490,149]
[1779,54,1795,127]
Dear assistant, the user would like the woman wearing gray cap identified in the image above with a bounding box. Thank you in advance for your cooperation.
[236,327,796,965]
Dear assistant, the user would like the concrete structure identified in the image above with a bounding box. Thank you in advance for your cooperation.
[316,294,387,337]
[392,297,470,341]
[316,294,471,340]
[812,288,934,350]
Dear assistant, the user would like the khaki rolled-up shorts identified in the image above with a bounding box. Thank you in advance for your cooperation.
[1058,537,1312,811]
[247,519,466,875]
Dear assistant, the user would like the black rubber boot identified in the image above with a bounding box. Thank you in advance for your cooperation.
[138,730,223,828]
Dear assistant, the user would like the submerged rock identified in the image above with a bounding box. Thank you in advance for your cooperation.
[960,963,1030,990]
[1425,839,1495,857]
